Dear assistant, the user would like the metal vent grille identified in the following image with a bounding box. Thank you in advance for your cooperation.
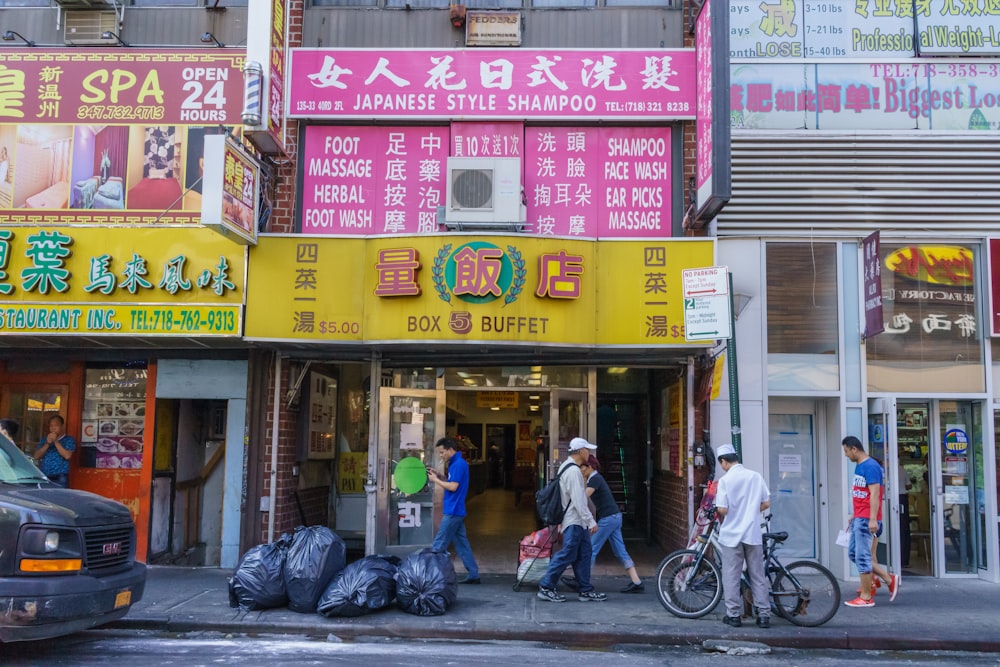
[84,524,133,573]
[451,168,494,210]
[716,132,1000,238]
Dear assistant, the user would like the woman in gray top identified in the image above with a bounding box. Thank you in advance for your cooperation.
[583,455,644,593]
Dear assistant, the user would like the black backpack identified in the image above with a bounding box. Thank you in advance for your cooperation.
[535,462,578,526]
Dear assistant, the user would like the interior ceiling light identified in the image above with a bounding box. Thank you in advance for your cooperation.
[607,367,629,374]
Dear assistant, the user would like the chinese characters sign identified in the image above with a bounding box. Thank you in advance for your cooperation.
[0,49,244,124]
[244,235,715,347]
[0,227,243,336]
[695,0,731,222]
[731,60,1000,130]
[301,126,448,235]
[288,48,695,120]
[863,231,884,337]
[525,127,671,238]
[301,124,673,239]
[0,50,245,225]
[729,0,1000,59]
[201,134,260,244]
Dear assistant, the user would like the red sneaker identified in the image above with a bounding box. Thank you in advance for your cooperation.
[888,574,900,602]
[845,596,875,608]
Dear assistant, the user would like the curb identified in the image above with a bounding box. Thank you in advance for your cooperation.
[107,616,1000,653]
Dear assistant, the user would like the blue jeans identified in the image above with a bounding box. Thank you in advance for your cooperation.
[590,513,634,569]
[47,473,68,488]
[539,524,594,593]
[432,514,479,579]
[848,517,881,574]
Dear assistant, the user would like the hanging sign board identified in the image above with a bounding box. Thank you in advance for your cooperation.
[201,135,260,245]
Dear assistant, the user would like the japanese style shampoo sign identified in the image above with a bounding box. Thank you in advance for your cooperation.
[245,235,715,347]
[288,48,695,120]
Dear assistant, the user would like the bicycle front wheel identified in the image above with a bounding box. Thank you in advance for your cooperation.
[771,561,841,627]
[655,549,722,619]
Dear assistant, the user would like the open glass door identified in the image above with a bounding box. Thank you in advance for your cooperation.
[896,401,932,575]
[937,400,984,575]
[546,389,587,481]
[867,397,901,574]
[375,387,443,557]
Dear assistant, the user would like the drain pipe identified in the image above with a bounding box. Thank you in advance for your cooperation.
[267,352,281,543]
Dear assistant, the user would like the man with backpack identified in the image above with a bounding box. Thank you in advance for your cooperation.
[536,437,606,603]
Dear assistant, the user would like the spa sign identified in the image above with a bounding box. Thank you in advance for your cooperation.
[0,49,245,124]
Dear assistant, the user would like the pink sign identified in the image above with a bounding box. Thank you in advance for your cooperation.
[695,0,713,201]
[525,127,598,237]
[288,49,695,120]
[301,126,448,235]
[525,127,672,239]
[451,122,523,157]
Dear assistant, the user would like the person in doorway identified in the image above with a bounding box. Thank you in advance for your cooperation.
[576,454,644,593]
[714,443,772,628]
[537,437,606,603]
[842,435,899,607]
[427,436,481,584]
[0,418,18,442]
[34,413,75,488]
[862,458,898,600]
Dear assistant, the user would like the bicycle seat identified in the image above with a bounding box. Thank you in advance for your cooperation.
[763,531,788,543]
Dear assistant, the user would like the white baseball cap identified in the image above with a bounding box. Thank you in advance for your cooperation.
[568,437,597,452]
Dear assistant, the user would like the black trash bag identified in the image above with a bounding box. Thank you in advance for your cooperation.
[283,525,348,613]
[395,548,458,616]
[316,555,399,617]
[228,532,293,611]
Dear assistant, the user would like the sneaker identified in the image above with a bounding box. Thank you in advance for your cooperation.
[888,574,900,602]
[723,615,742,627]
[620,581,645,594]
[844,596,875,608]
[856,578,882,595]
[560,575,579,591]
[537,587,567,603]
[578,590,608,602]
[756,615,770,629]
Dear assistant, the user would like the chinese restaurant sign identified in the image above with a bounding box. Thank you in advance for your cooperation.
[301,125,674,239]
[729,0,1000,59]
[0,49,245,224]
[0,227,243,336]
[244,235,714,346]
[288,49,695,120]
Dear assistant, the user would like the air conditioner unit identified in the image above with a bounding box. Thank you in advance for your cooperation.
[63,10,118,46]
[445,157,524,225]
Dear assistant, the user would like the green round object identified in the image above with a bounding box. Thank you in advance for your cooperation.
[394,456,428,495]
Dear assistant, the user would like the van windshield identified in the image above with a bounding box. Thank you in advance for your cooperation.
[0,432,49,484]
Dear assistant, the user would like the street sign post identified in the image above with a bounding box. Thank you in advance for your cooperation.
[684,294,731,341]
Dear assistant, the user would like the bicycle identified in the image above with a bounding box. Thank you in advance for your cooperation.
[655,509,842,627]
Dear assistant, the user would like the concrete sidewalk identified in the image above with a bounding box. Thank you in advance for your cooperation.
[111,565,1000,652]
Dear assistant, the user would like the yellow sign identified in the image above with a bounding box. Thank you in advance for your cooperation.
[337,452,368,494]
[245,235,714,347]
[476,391,519,409]
[0,227,244,336]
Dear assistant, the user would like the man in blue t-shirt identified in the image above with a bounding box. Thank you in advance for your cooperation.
[428,437,481,584]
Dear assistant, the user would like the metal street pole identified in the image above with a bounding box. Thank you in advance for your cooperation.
[726,271,742,461]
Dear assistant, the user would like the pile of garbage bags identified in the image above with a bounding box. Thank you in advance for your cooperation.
[228,526,458,617]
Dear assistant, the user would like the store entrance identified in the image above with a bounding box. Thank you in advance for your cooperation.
[868,398,987,577]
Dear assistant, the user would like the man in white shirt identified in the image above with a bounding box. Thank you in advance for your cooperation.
[714,443,771,628]
[537,437,606,603]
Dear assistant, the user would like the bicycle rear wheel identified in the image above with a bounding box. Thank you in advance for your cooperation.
[655,549,722,619]
[771,561,841,627]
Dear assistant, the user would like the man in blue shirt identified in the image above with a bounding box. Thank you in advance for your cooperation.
[34,414,75,488]
[428,437,481,584]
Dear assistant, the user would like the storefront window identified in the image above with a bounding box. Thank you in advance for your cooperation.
[80,366,148,469]
[766,242,839,391]
[867,243,984,393]
[442,366,586,389]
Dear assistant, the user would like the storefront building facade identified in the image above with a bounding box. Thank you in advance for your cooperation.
[715,0,1000,582]
[0,20,253,568]
[240,0,721,563]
